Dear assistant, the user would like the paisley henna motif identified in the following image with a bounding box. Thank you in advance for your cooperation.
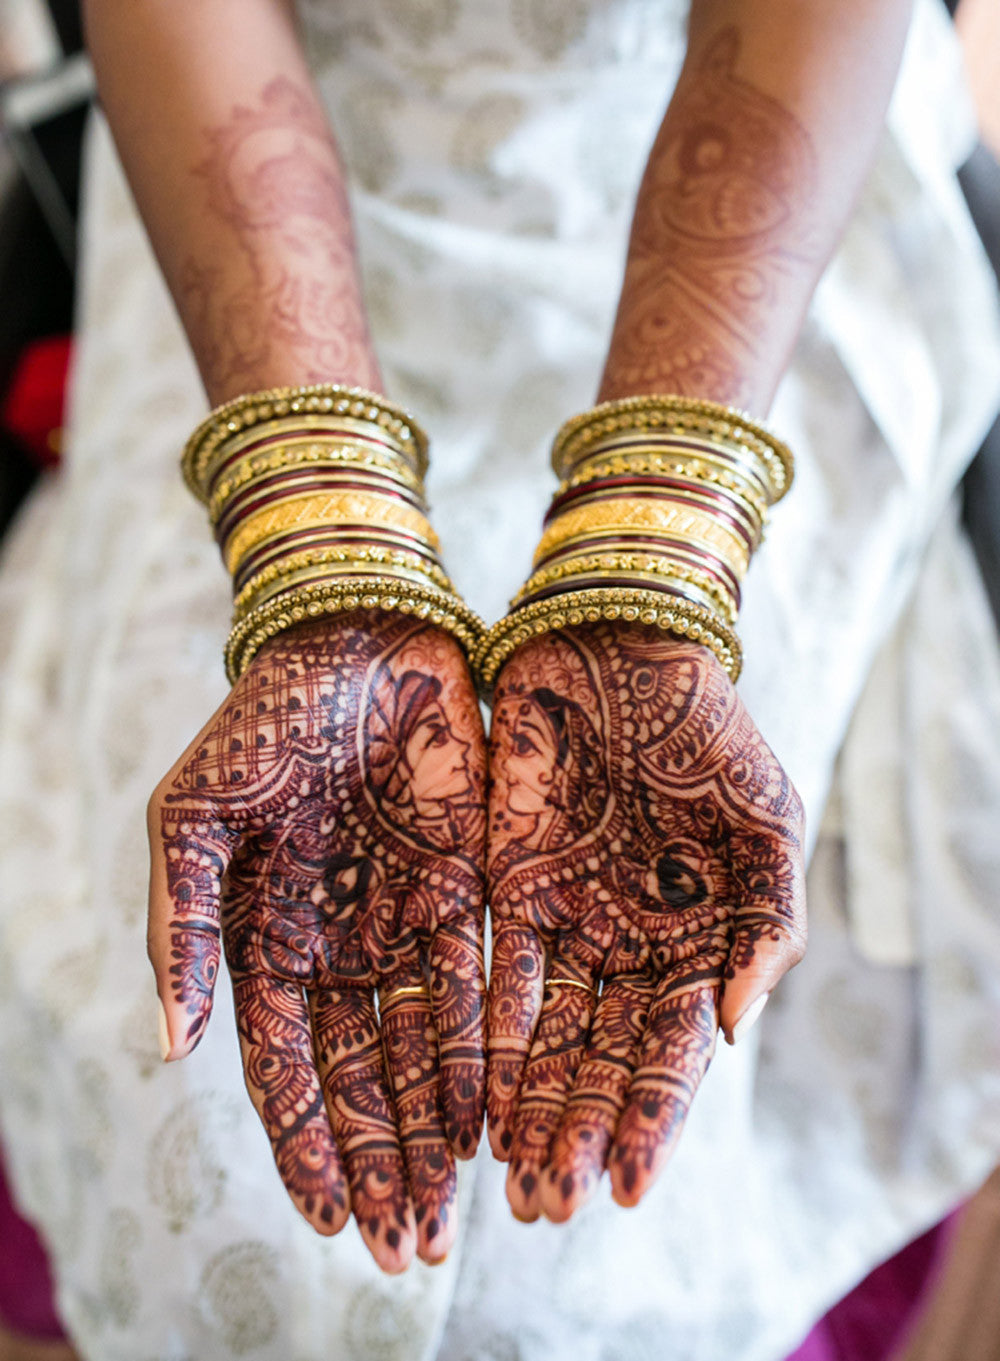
[486,623,805,1221]
[150,610,486,1271]
[600,26,820,408]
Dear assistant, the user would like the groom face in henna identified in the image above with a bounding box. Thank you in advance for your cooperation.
[363,665,476,849]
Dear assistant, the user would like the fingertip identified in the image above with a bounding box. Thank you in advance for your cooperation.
[416,1210,458,1265]
[722,990,770,1046]
[505,1161,542,1222]
[363,1222,418,1275]
[486,1112,515,1162]
[607,1151,647,1208]
[539,1157,602,1223]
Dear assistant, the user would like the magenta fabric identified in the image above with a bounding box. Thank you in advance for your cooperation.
[0,1141,66,1341]
[784,1213,959,1361]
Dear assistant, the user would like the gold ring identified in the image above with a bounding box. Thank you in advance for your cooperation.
[545,977,593,993]
[381,983,428,1003]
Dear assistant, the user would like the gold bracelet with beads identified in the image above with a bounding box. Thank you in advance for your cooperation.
[226,576,486,684]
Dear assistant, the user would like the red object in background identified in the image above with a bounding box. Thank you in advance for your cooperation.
[1,334,72,469]
[0,1143,67,1341]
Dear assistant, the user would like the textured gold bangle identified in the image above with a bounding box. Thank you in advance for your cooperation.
[534,499,750,575]
[548,481,763,545]
[560,449,770,521]
[551,394,793,500]
[225,576,486,684]
[233,543,453,615]
[207,438,423,522]
[474,587,742,691]
[512,551,738,622]
[222,490,441,575]
[184,384,429,499]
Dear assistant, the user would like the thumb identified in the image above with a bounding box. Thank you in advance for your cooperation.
[147,785,238,1061]
[718,835,807,1045]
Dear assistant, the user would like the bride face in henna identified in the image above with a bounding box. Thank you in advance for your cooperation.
[503,697,561,817]
[492,686,606,853]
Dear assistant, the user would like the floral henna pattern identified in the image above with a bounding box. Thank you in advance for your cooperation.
[486,623,805,1220]
[599,26,820,407]
[150,611,486,1271]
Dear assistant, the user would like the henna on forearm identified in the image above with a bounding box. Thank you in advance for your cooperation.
[84,0,381,405]
[600,27,819,408]
[600,2,913,409]
[152,612,487,1270]
[183,77,382,400]
[486,624,806,1221]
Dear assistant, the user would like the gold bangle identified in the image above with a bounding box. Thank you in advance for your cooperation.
[222,490,441,576]
[549,481,763,545]
[551,394,793,500]
[225,575,485,683]
[560,449,770,522]
[208,438,423,522]
[513,551,738,622]
[233,543,453,615]
[183,384,429,499]
[475,586,742,692]
[534,499,750,575]
[233,559,455,623]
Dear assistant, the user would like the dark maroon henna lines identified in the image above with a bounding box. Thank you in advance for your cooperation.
[599,27,820,408]
[486,623,805,1221]
[182,77,381,399]
[148,612,487,1272]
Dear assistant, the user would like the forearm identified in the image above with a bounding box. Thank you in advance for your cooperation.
[599,0,914,411]
[83,0,380,404]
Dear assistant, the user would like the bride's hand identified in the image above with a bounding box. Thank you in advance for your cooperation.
[485,623,805,1222]
[147,612,486,1271]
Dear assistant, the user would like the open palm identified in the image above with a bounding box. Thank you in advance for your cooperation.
[148,612,486,1271]
[486,623,806,1222]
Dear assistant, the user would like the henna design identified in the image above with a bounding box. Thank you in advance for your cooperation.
[182,77,381,398]
[151,611,487,1270]
[599,27,820,407]
[487,623,805,1220]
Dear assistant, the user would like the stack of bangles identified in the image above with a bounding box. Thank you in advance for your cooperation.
[181,383,485,683]
[181,385,793,689]
[474,394,794,688]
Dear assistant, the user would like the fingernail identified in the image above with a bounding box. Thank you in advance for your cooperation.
[157,999,172,1062]
[730,992,769,1045]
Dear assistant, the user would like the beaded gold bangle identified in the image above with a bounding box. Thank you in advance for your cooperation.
[550,393,793,499]
[233,543,454,615]
[181,382,480,682]
[184,384,429,499]
[475,393,793,695]
[512,550,739,622]
[226,576,486,684]
[474,587,743,689]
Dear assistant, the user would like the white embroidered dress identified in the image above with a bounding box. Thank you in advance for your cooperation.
[1,1,1000,1357]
